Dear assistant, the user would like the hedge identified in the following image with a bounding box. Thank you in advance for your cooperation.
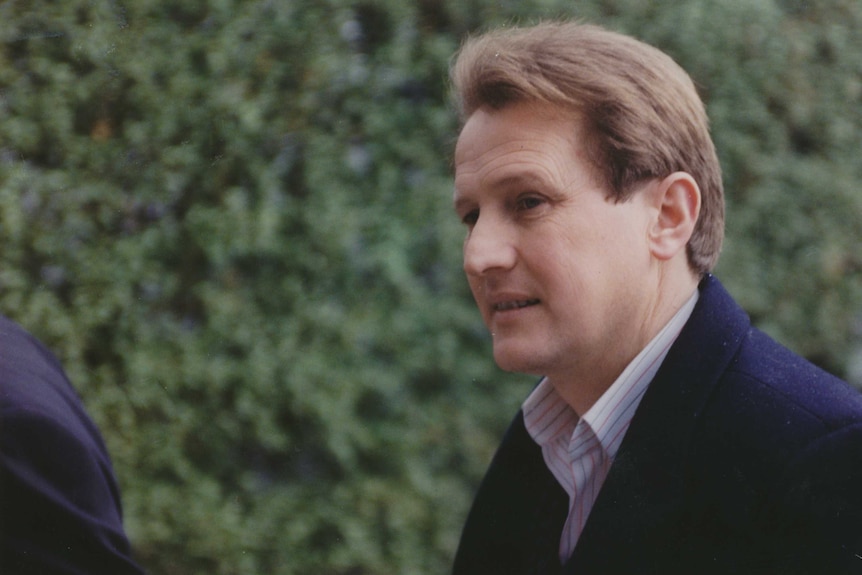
[2,1,861,573]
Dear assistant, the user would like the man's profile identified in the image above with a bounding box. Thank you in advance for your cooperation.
[450,21,862,574]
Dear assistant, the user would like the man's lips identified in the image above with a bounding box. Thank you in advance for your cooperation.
[492,299,540,312]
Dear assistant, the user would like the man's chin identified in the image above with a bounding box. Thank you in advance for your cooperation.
[493,347,544,376]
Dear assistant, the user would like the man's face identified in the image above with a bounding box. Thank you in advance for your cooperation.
[453,102,660,386]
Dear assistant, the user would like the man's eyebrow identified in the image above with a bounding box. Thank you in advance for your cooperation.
[493,172,548,190]
[453,171,554,212]
[456,172,549,199]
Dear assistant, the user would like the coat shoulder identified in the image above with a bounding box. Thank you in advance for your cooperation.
[691,326,862,572]
[707,325,862,453]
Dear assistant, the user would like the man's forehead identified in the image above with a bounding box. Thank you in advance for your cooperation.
[455,103,583,161]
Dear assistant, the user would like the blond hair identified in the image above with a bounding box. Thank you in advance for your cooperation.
[451,21,724,274]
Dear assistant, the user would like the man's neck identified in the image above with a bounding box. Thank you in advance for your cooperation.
[549,274,700,416]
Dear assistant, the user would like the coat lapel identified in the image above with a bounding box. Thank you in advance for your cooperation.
[563,276,751,573]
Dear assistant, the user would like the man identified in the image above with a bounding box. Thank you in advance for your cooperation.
[450,21,862,574]
[0,314,144,574]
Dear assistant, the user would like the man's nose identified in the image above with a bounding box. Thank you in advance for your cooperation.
[463,217,517,276]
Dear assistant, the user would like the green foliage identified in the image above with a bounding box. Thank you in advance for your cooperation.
[1,0,861,573]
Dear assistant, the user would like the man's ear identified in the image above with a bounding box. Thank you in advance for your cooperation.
[647,172,701,262]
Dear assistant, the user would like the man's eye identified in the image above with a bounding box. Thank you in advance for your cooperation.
[461,209,479,226]
[516,196,544,210]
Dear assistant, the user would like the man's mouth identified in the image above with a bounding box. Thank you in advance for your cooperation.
[493,299,540,312]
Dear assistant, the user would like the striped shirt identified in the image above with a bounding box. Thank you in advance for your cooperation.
[522,291,699,562]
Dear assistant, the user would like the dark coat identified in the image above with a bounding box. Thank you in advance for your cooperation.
[453,275,862,574]
[0,315,144,574]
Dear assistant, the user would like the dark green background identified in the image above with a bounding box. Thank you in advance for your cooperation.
[2,1,861,573]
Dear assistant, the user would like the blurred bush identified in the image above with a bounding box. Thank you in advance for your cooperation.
[1,0,860,573]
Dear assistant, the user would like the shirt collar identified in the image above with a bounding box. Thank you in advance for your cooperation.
[523,289,699,458]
